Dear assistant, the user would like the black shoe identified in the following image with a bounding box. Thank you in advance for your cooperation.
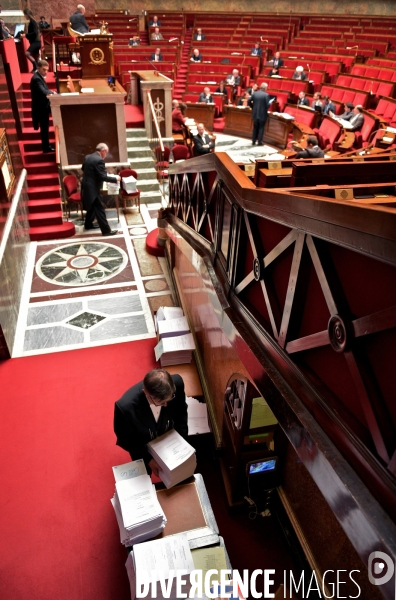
[84,224,100,230]
[43,146,55,153]
[102,230,119,236]
[252,141,256,145]
[258,142,264,146]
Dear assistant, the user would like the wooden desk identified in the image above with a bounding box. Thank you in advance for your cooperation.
[50,78,127,166]
[258,167,293,188]
[223,105,252,137]
[166,362,203,397]
[156,474,219,548]
[263,114,293,149]
[184,103,215,131]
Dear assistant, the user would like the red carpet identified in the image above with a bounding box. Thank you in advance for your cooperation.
[0,339,157,600]
[124,104,145,128]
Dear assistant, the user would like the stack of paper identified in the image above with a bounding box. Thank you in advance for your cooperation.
[147,429,196,488]
[157,316,190,338]
[126,533,194,600]
[154,333,196,366]
[187,396,210,435]
[111,459,167,546]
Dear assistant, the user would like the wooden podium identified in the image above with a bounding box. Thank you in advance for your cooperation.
[79,35,114,78]
[131,71,173,139]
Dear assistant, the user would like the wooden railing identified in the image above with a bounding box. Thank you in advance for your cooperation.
[167,152,396,599]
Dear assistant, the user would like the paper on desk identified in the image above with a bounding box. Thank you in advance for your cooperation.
[134,532,194,580]
[148,428,194,470]
[115,475,161,526]
[191,546,229,594]
[112,459,147,482]
[187,397,210,435]
[163,306,184,320]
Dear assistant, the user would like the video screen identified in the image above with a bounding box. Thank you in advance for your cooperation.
[249,458,277,475]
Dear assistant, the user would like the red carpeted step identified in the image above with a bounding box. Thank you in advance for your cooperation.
[23,150,56,164]
[25,162,57,175]
[28,184,60,199]
[145,228,165,257]
[124,104,144,128]
[27,173,59,187]
[29,221,76,241]
[28,198,61,212]
[22,127,55,141]
[28,210,63,227]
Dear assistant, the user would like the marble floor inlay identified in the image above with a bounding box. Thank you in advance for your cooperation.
[36,242,128,287]
[67,311,106,329]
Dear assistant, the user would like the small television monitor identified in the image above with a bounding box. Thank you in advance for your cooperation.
[14,23,25,38]
[246,456,278,476]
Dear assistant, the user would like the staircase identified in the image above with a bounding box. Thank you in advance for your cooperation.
[126,128,163,204]
[173,28,193,99]
[20,73,75,241]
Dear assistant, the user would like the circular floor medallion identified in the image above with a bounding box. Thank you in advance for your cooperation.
[36,242,128,287]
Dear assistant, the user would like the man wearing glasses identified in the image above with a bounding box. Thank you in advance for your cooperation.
[114,369,188,476]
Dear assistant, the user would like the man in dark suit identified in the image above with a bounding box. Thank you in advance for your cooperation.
[322,95,336,115]
[30,59,56,153]
[193,123,215,155]
[39,16,50,29]
[337,102,354,121]
[198,87,213,103]
[248,82,270,145]
[114,369,188,475]
[190,48,202,62]
[149,15,161,27]
[294,136,325,158]
[193,28,205,41]
[297,91,310,107]
[250,42,262,57]
[272,51,284,69]
[150,48,163,62]
[348,105,365,131]
[69,4,89,34]
[81,143,120,235]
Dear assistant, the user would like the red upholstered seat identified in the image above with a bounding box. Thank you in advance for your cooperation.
[313,117,342,150]
[171,145,190,161]
[63,175,83,219]
[119,168,140,212]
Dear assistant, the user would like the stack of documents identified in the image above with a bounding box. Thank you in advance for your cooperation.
[147,429,196,488]
[111,459,167,546]
[187,396,210,435]
[126,533,194,600]
[157,316,190,338]
[154,333,195,366]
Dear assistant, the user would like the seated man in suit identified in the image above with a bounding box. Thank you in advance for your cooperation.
[69,4,89,34]
[348,105,365,131]
[39,16,50,29]
[311,92,323,110]
[151,27,163,41]
[268,67,280,77]
[193,123,215,155]
[150,48,163,62]
[194,28,205,41]
[190,48,202,62]
[272,51,284,69]
[172,99,187,133]
[149,15,161,27]
[237,91,251,107]
[293,135,325,158]
[250,42,262,57]
[215,80,229,106]
[128,36,140,46]
[226,68,241,87]
[322,95,336,115]
[335,102,355,121]
[198,87,213,103]
[297,91,309,106]
[292,66,307,81]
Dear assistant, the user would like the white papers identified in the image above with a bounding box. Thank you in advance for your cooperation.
[164,306,184,320]
[157,316,190,338]
[128,534,194,599]
[187,396,210,435]
[111,460,166,546]
[112,459,147,482]
[122,175,137,194]
[107,181,120,195]
[147,429,196,488]
[154,333,195,366]
[80,87,95,93]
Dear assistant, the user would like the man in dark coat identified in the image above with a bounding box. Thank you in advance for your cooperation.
[30,59,56,153]
[248,82,270,145]
[294,136,325,158]
[193,123,215,155]
[81,143,120,235]
[198,87,213,103]
[114,369,188,475]
[69,4,89,34]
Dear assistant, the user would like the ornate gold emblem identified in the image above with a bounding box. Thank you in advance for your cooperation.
[89,48,106,65]
[153,97,164,123]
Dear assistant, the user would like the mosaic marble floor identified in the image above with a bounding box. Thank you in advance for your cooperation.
[12,203,177,357]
